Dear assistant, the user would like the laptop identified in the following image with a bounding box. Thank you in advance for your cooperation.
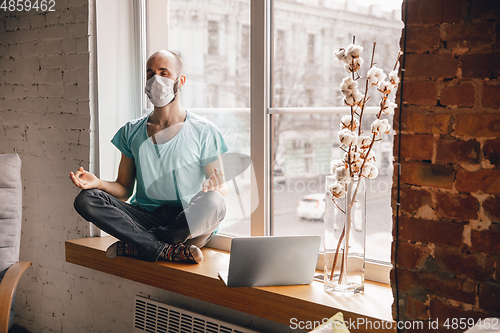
[218,236,321,287]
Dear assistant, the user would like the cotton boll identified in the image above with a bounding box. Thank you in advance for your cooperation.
[354,58,363,68]
[354,57,363,69]
[344,63,353,73]
[371,119,391,134]
[380,118,391,133]
[371,119,383,133]
[367,150,376,161]
[340,77,357,96]
[335,48,348,63]
[361,149,375,161]
[343,150,361,164]
[330,159,345,174]
[353,90,364,106]
[361,163,372,178]
[367,67,380,85]
[358,136,372,149]
[367,67,386,86]
[329,182,346,199]
[344,95,355,106]
[348,81,358,91]
[342,77,358,90]
[341,78,363,105]
[340,115,352,128]
[335,166,350,181]
[376,68,387,83]
[340,83,351,97]
[351,159,363,173]
[338,129,349,145]
[342,152,349,163]
[367,164,379,179]
[340,115,352,123]
[389,70,400,86]
[360,163,375,178]
[378,81,393,94]
[346,44,363,59]
[345,58,363,73]
[348,131,358,146]
[344,60,361,73]
[361,163,379,179]
[340,86,352,98]
[383,102,397,115]
[340,115,359,131]
[338,129,357,146]
[352,151,362,162]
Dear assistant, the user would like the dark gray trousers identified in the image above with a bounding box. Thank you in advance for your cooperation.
[74,189,226,261]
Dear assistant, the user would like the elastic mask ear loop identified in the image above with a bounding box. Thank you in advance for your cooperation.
[173,75,183,97]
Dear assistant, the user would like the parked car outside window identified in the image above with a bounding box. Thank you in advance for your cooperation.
[296,193,325,221]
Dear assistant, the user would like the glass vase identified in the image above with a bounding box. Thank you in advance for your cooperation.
[324,175,366,294]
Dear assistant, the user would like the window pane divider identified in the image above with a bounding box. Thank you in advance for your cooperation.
[250,0,271,236]
[268,106,380,115]
[184,108,251,114]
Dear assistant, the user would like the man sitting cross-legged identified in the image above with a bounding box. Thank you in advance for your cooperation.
[70,50,229,264]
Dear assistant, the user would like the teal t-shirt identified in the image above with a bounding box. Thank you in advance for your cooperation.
[111,110,230,211]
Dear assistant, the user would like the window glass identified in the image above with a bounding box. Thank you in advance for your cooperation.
[276,29,286,60]
[208,21,219,55]
[307,34,315,63]
[272,0,403,108]
[168,0,251,237]
[241,25,250,59]
[96,0,141,182]
[271,0,403,263]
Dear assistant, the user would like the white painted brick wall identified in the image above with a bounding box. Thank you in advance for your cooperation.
[1,3,294,332]
[1,2,107,332]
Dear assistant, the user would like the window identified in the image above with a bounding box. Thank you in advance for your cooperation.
[276,29,286,60]
[95,0,403,282]
[241,25,250,59]
[305,89,314,107]
[94,0,144,188]
[271,0,403,272]
[168,1,252,237]
[307,33,315,63]
[207,20,219,55]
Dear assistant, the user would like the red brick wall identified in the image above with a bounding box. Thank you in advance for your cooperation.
[393,0,500,330]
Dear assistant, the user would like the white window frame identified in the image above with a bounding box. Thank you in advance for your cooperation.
[91,0,393,284]
[207,0,392,284]
[90,0,147,237]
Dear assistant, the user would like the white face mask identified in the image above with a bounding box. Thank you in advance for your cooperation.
[145,75,181,107]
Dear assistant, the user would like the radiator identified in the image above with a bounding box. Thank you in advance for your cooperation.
[133,296,260,333]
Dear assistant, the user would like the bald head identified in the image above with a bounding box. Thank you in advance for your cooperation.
[147,50,184,77]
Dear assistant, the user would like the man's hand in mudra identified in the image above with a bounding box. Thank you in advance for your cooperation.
[202,168,224,193]
[70,167,102,190]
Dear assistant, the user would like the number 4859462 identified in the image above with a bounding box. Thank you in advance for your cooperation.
[1,0,56,11]
[444,318,499,330]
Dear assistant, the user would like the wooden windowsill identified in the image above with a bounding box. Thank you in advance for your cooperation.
[65,236,395,332]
